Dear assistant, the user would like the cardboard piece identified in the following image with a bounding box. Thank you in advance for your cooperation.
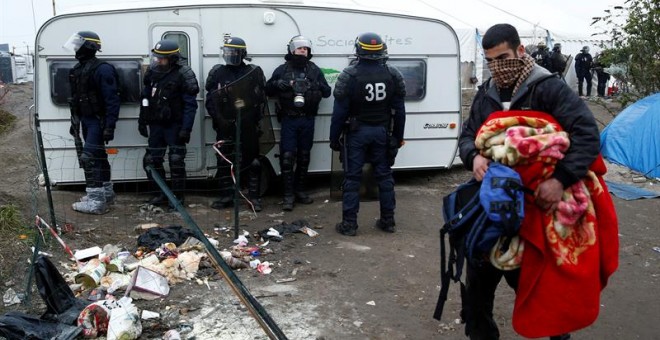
[125,266,170,297]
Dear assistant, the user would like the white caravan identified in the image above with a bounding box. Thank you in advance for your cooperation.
[34,0,462,186]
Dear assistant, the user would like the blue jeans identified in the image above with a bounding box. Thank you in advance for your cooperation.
[80,115,110,187]
[342,124,395,224]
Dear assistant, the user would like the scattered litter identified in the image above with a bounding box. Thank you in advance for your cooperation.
[305,242,316,247]
[233,235,249,246]
[249,259,261,269]
[454,318,462,324]
[141,310,160,320]
[266,228,281,238]
[259,240,270,247]
[126,266,170,298]
[256,262,272,274]
[324,199,329,203]
[268,212,285,218]
[275,278,296,283]
[75,258,107,288]
[163,329,182,340]
[139,204,165,214]
[299,226,319,237]
[291,268,298,276]
[353,320,363,327]
[366,301,376,306]
[74,246,102,262]
[653,247,660,253]
[107,297,142,340]
[3,288,21,306]
[134,223,160,233]
[31,247,53,257]
[407,254,415,258]
[18,234,28,240]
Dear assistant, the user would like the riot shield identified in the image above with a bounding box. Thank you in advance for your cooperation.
[209,66,275,164]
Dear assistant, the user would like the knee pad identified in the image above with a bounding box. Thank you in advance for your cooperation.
[377,177,394,193]
[281,152,295,171]
[343,178,360,193]
[250,158,261,171]
[80,151,96,170]
[298,150,311,167]
[169,153,185,167]
[143,153,160,169]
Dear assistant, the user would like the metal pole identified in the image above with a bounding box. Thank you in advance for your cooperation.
[145,165,288,340]
[52,0,56,16]
[233,99,244,240]
[34,109,59,233]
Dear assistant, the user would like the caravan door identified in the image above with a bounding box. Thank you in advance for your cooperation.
[150,25,205,174]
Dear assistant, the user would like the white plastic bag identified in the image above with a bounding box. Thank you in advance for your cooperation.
[107,297,142,340]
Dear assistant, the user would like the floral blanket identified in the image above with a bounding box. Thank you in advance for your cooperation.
[475,110,619,338]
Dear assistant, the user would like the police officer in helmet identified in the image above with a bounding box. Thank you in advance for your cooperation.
[206,36,267,211]
[266,35,331,211]
[64,30,120,214]
[531,41,551,71]
[139,39,199,208]
[330,32,406,236]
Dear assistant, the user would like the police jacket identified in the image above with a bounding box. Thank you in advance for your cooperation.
[69,57,120,129]
[548,51,567,74]
[265,58,331,116]
[204,62,266,128]
[574,52,593,75]
[141,64,199,132]
[531,48,551,70]
[330,59,406,145]
[458,65,599,188]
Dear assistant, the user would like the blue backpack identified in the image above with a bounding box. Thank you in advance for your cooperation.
[433,163,530,321]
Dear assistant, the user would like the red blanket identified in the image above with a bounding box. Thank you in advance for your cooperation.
[476,110,619,337]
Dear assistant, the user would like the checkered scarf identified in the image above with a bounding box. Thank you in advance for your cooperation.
[487,54,535,96]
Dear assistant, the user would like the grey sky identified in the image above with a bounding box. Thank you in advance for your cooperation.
[1,0,622,55]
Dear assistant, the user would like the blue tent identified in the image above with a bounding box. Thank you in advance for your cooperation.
[601,93,660,178]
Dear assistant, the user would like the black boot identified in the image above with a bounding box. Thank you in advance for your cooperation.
[213,167,235,209]
[376,217,396,233]
[335,221,358,236]
[281,152,295,211]
[147,193,168,206]
[294,150,313,204]
[248,159,263,212]
[170,152,187,209]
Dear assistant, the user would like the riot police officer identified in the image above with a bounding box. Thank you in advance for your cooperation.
[206,36,267,212]
[64,31,120,215]
[575,46,593,97]
[530,41,550,70]
[548,43,568,75]
[266,35,331,211]
[139,39,199,207]
[329,32,406,236]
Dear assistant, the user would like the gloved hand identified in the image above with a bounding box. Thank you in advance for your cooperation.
[330,140,342,152]
[138,124,148,138]
[102,128,114,144]
[276,79,291,91]
[178,129,191,144]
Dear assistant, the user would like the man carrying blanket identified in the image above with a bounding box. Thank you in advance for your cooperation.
[457,23,619,340]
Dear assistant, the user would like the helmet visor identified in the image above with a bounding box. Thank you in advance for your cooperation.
[222,46,243,65]
[149,56,172,73]
[62,33,85,52]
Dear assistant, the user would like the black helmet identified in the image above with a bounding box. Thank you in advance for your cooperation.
[222,36,247,66]
[63,31,102,52]
[150,40,181,72]
[152,39,181,59]
[355,32,387,60]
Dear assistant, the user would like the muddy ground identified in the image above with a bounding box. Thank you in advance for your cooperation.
[1,83,659,339]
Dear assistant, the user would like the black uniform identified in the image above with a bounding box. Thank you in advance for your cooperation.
[69,58,120,189]
[266,54,331,209]
[140,63,199,204]
[574,51,593,96]
[205,62,267,209]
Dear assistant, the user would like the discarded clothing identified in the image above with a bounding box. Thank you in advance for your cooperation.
[137,225,198,250]
[258,219,311,241]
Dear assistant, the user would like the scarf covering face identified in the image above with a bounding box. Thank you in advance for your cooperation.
[488,54,535,95]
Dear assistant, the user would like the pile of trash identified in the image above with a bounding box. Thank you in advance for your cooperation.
[1,220,320,339]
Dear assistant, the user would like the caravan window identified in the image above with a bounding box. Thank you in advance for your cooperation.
[49,59,142,105]
[162,32,189,66]
[388,59,427,100]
